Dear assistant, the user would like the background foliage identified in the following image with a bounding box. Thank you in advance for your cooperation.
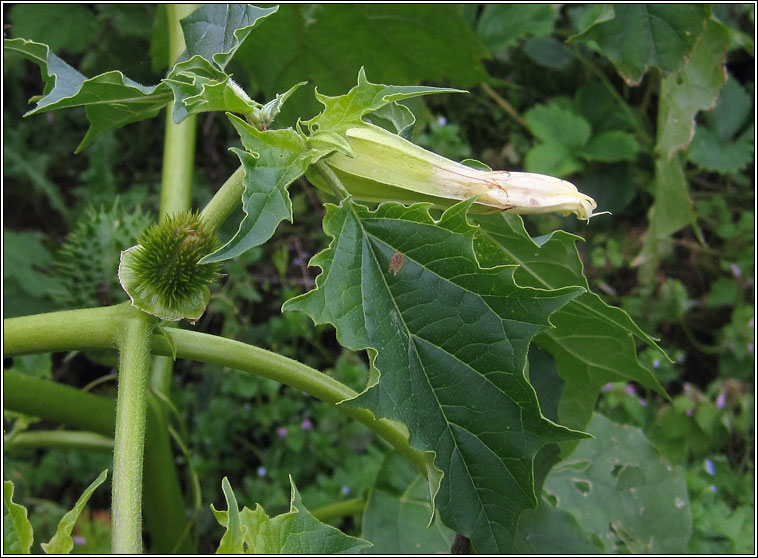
[3,3,754,554]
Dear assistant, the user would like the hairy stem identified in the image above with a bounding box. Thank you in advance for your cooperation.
[4,430,114,452]
[313,161,350,200]
[160,3,199,217]
[3,304,127,355]
[154,3,202,402]
[4,308,429,476]
[112,311,157,554]
[152,329,429,475]
[3,370,195,554]
[200,165,246,233]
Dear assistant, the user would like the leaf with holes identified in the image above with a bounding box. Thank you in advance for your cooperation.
[544,414,692,553]
[284,198,587,553]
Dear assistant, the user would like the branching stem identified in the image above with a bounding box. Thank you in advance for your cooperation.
[4,308,428,477]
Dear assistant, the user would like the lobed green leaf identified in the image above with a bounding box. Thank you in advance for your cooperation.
[200,114,326,263]
[3,480,34,554]
[284,198,587,552]
[41,470,109,554]
[569,4,711,85]
[472,212,667,432]
[362,452,455,554]
[179,4,279,70]
[212,476,370,554]
[4,38,172,152]
[307,67,462,138]
[656,19,730,159]
[165,56,260,123]
[544,414,692,553]
[637,18,730,267]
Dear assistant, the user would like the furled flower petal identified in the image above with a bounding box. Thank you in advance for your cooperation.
[317,123,598,220]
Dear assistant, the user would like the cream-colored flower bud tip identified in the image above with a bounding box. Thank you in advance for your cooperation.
[322,123,602,221]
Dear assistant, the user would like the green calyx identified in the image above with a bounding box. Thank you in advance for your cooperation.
[118,211,221,322]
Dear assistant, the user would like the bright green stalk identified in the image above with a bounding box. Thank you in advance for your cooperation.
[159,3,200,217]
[200,165,246,233]
[4,431,114,452]
[112,311,157,554]
[310,498,366,523]
[151,329,429,475]
[3,370,195,554]
[3,304,126,355]
[4,309,429,476]
[153,3,201,399]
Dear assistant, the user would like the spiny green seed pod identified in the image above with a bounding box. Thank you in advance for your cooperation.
[54,203,153,308]
[118,211,222,322]
[310,123,599,220]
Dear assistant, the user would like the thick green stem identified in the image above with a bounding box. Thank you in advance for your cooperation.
[112,311,156,554]
[3,304,127,355]
[160,114,197,215]
[151,329,428,475]
[154,4,201,401]
[200,165,246,233]
[3,370,195,554]
[4,431,114,452]
[4,308,429,476]
[160,3,200,217]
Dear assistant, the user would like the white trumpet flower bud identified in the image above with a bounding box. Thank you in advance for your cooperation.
[314,123,598,220]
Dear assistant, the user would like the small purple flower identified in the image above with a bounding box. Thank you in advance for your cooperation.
[704,458,716,476]
[731,264,741,278]
[652,359,661,369]
[73,536,86,546]
[301,418,313,430]
[677,353,687,363]
[625,384,636,396]
[683,383,693,396]
[748,343,754,354]
[277,426,288,438]
[686,408,694,417]
[257,466,266,477]
[437,116,448,126]
[709,485,718,494]
[639,398,647,407]
[341,486,351,496]
[602,383,613,392]
[749,318,754,329]
[716,390,726,410]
